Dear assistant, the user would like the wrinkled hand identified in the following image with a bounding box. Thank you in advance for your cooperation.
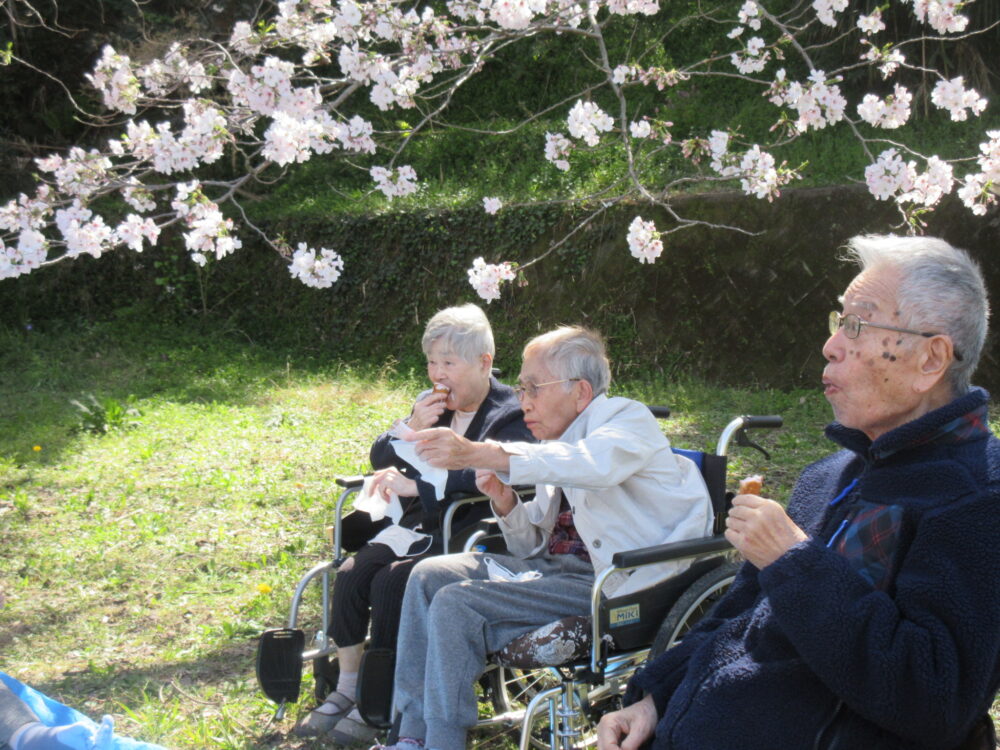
[369,466,417,500]
[724,493,808,569]
[597,694,658,750]
[475,469,515,515]
[410,427,476,469]
[407,391,449,431]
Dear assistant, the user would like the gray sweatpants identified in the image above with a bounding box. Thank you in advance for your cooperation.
[0,680,38,749]
[394,551,595,749]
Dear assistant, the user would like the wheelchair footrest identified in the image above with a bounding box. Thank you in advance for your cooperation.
[357,647,395,729]
[256,628,305,705]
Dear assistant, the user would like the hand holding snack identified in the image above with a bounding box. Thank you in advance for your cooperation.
[409,383,450,430]
[739,474,763,495]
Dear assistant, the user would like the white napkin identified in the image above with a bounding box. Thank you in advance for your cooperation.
[389,439,449,500]
[353,475,404,523]
[484,556,542,583]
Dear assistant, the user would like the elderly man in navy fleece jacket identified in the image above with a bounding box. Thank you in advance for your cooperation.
[598,234,1000,750]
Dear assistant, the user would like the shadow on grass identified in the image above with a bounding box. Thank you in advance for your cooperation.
[0,317,412,468]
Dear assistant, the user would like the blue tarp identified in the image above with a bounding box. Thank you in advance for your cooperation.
[0,672,168,749]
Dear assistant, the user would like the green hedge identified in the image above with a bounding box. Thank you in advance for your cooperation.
[3,186,999,391]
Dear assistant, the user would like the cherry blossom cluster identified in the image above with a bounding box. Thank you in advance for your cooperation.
[566,100,614,147]
[905,0,970,34]
[730,35,770,75]
[544,132,573,172]
[35,148,113,200]
[767,70,847,132]
[289,243,345,288]
[706,132,796,202]
[0,0,995,303]
[957,132,1000,216]
[113,101,230,174]
[371,165,419,199]
[857,84,912,129]
[607,0,658,16]
[613,64,688,90]
[812,0,848,27]
[860,42,905,79]
[86,46,141,115]
[626,216,663,264]
[930,77,988,122]
[865,150,954,208]
[171,182,243,266]
[467,257,517,302]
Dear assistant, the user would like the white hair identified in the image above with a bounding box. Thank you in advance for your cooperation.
[842,234,989,394]
[524,326,611,396]
[421,303,495,362]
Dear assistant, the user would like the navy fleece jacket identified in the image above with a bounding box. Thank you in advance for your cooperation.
[632,387,1000,750]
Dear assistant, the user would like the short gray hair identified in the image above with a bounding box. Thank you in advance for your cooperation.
[842,234,989,394]
[421,304,495,362]
[524,326,611,396]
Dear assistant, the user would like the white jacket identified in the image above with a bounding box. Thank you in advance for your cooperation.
[493,394,713,597]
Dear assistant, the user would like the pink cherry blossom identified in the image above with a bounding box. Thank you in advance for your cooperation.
[467,257,516,302]
[626,216,663,264]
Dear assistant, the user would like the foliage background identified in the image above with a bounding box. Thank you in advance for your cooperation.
[4,185,1000,392]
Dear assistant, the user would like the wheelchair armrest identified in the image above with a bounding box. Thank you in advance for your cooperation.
[646,404,671,419]
[332,482,365,559]
[442,494,492,553]
[611,534,732,569]
[586,534,733,677]
[335,475,366,488]
[441,486,537,553]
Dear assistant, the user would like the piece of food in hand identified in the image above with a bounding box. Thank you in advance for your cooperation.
[432,383,450,396]
[739,475,763,495]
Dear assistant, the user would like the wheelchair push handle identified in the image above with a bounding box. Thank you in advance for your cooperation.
[716,415,783,458]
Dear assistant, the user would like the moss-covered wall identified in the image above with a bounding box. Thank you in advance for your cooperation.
[3,185,999,391]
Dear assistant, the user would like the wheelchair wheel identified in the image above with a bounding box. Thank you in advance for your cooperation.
[474,665,563,749]
[488,664,560,714]
[648,560,739,658]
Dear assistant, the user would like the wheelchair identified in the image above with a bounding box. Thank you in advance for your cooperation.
[255,408,781,750]
[255,459,527,727]
[473,412,782,749]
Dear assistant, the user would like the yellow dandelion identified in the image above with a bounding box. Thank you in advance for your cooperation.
[257,583,272,595]
[32,445,42,452]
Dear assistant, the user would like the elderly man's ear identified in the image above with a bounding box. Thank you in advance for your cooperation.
[573,377,595,413]
[913,336,957,394]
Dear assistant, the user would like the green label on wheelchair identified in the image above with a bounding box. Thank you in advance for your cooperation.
[608,603,641,628]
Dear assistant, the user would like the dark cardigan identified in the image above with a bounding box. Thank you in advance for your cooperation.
[632,387,1000,750]
[367,375,533,538]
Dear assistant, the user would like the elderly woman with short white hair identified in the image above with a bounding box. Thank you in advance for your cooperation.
[294,303,532,745]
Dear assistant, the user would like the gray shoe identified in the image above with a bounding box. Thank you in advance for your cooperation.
[292,691,355,738]
[327,708,380,747]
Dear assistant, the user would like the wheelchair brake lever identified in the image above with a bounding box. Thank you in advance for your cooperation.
[736,429,771,461]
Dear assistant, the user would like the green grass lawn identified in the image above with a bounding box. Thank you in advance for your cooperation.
[0,318,996,748]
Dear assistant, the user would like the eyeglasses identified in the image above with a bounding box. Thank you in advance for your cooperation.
[828,311,962,361]
[513,378,581,401]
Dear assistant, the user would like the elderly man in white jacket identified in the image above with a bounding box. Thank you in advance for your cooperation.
[380,326,713,750]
